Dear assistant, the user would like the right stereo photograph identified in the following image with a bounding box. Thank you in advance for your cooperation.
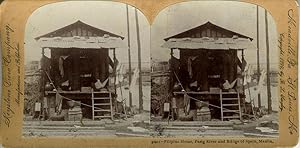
[150,1,279,137]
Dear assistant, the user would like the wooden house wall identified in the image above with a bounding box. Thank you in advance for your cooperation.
[49,48,109,90]
[168,23,243,89]
[177,49,238,89]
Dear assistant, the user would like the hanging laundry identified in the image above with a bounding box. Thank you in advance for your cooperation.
[129,68,139,93]
[55,92,63,114]
[95,78,109,89]
[119,64,126,82]
[187,56,198,79]
[61,80,69,87]
[109,57,114,68]
[189,81,198,88]
[257,70,266,94]
[237,56,247,72]
[109,57,119,69]
[115,64,122,85]
[116,64,126,85]
[183,93,191,115]
[243,64,253,85]
[58,55,69,77]
[223,79,237,90]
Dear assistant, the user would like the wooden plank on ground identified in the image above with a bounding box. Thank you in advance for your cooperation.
[163,126,233,130]
[150,129,244,137]
[23,121,108,126]
[23,129,113,133]
[23,131,117,137]
[23,126,105,130]
[151,121,235,127]
[243,133,279,138]
[115,132,150,137]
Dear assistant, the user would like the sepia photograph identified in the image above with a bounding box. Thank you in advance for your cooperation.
[0,0,299,147]
[23,1,151,137]
[150,1,279,137]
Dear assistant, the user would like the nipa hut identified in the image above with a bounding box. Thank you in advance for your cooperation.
[35,20,126,121]
[162,21,255,121]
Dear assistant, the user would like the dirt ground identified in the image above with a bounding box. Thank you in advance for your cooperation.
[23,111,151,137]
[150,112,279,137]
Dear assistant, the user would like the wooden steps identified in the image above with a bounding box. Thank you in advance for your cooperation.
[222,104,239,106]
[92,90,113,120]
[223,110,240,113]
[220,90,242,121]
[223,116,240,119]
[222,98,239,101]
[94,103,111,106]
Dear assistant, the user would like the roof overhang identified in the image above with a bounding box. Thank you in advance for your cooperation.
[38,36,127,49]
[162,37,256,50]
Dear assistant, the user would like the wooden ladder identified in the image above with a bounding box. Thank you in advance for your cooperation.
[92,90,113,120]
[220,90,242,121]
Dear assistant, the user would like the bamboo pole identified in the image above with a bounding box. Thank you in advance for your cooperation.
[256,5,261,108]
[41,48,45,120]
[126,4,133,107]
[135,8,143,112]
[113,49,118,113]
[265,9,272,113]
[241,49,246,113]
[169,49,174,93]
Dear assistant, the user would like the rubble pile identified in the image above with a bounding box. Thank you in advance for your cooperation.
[151,76,170,116]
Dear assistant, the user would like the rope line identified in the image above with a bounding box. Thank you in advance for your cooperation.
[173,71,256,118]
[43,70,108,111]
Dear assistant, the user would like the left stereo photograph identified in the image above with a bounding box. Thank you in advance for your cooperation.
[23,1,151,137]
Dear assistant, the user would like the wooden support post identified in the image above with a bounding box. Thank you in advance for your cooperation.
[265,9,272,113]
[169,49,174,93]
[113,48,118,113]
[169,49,174,119]
[256,5,261,108]
[40,48,45,120]
[92,91,95,120]
[135,8,143,112]
[126,4,133,107]
[237,92,242,120]
[220,89,223,121]
[241,49,246,113]
[109,92,114,120]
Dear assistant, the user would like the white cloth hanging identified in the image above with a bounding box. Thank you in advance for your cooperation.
[59,55,69,77]
[187,56,198,78]
[95,78,109,89]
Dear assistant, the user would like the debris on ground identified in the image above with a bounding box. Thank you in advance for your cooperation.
[255,127,278,134]
[127,127,149,133]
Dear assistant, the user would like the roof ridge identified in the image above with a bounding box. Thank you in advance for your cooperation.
[164,21,252,41]
[35,20,124,40]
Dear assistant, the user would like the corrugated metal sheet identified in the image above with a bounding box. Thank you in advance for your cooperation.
[162,37,256,50]
[38,36,126,49]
